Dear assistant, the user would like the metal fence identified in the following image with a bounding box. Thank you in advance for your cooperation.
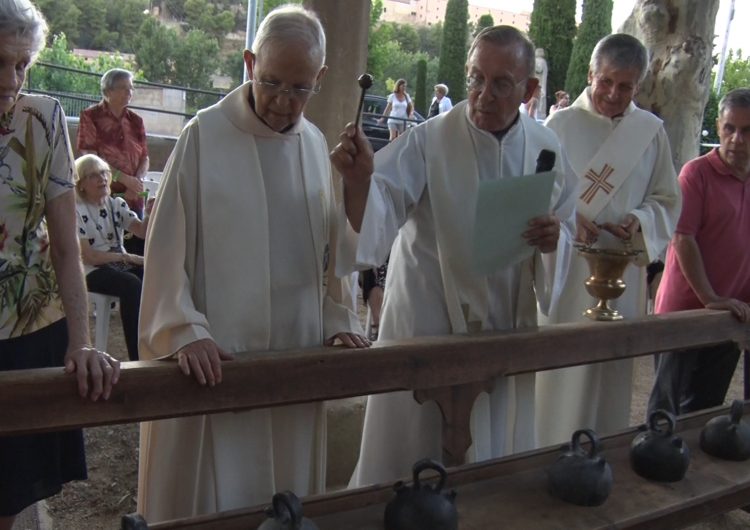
[27,61,228,121]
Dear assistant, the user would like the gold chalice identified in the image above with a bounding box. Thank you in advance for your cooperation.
[576,245,641,321]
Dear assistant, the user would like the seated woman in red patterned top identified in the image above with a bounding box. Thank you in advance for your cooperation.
[77,68,149,253]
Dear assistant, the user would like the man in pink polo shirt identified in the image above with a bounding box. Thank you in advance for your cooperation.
[648,88,750,416]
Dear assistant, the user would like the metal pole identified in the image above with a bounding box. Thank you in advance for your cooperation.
[244,0,258,82]
[713,0,735,94]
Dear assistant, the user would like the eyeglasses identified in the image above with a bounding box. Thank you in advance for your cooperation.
[466,75,526,98]
[85,168,111,180]
[252,80,321,100]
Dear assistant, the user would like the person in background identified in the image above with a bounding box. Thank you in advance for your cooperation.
[74,154,148,361]
[549,90,569,114]
[536,34,681,447]
[380,78,413,141]
[0,2,120,528]
[427,83,453,118]
[77,68,149,255]
[523,83,542,120]
[332,25,577,487]
[137,5,367,522]
[648,88,750,416]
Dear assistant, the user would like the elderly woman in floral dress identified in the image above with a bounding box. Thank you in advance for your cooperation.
[0,1,119,528]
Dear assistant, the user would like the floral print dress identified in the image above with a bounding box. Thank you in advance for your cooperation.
[0,94,75,339]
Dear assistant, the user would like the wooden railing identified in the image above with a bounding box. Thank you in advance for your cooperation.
[1,309,749,528]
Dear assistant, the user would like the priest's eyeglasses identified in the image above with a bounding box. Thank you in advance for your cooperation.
[252,80,321,100]
[466,75,526,98]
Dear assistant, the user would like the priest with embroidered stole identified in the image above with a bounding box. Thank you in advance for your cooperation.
[136,6,367,522]
[332,25,578,487]
[535,34,681,447]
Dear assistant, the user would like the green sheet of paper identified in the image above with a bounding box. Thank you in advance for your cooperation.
[473,170,556,274]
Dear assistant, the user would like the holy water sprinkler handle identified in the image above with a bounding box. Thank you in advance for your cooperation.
[354,73,373,129]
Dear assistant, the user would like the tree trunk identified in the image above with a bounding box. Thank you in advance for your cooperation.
[619,0,719,170]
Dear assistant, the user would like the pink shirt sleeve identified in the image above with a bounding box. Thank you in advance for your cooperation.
[674,160,704,237]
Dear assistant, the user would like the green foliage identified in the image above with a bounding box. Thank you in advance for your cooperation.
[184,0,235,42]
[35,0,81,43]
[29,33,141,117]
[371,0,384,28]
[474,14,494,37]
[701,87,720,147]
[701,50,750,146]
[222,50,246,90]
[133,18,220,112]
[164,0,186,19]
[415,59,427,116]
[438,0,469,102]
[528,0,577,107]
[720,49,750,92]
[565,0,612,100]
[134,17,177,83]
[36,0,148,53]
[416,23,442,58]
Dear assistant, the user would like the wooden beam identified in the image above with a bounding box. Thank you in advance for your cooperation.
[1,310,747,436]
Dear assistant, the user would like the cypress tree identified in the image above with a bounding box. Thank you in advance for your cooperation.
[474,14,494,37]
[528,0,576,108]
[438,0,469,102]
[565,0,612,100]
[415,58,428,116]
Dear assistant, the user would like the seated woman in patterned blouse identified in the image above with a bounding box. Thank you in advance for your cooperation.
[75,154,148,361]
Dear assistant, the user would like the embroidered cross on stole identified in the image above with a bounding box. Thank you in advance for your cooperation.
[580,163,615,205]
[575,111,661,221]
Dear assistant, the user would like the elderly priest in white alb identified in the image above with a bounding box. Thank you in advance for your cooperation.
[332,26,578,487]
[535,34,681,447]
[136,6,367,523]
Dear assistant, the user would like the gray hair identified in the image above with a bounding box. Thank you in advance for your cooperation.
[590,33,649,83]
[718,88,750,116]
[101,68,133,96]
[252,4,326,68]
[0,0,48,59]
[468,25,536,79]
[434,83,449,96]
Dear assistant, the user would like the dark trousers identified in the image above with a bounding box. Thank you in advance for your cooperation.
[86,266,143,361]
[648,342,742,417]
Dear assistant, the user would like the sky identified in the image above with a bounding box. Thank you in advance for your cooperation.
[472,0,748,55]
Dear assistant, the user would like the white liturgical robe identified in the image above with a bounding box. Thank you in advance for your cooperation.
[137,83,360,522]
[535,88,681,447]
[340,101,578,487]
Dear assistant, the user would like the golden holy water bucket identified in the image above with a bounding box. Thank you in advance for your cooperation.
[576,245,641,321]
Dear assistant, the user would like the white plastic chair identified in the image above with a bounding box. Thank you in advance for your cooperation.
[143,179,159,197]
[145,171,163,183]
[89,292,116,351]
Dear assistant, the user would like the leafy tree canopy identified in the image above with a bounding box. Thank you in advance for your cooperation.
[438,0,469,102]
[474,14,494,37]
[565,0,612,100]
[529,0,577,107]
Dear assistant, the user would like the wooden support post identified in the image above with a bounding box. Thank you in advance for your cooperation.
[415,379,495,466]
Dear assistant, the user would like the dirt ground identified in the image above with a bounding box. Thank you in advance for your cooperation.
[38,310,750,529]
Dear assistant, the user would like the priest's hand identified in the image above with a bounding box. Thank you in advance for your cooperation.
[331,123,374,232]
[325,332,371,348]
[524,214,560,253]
[175,338,235,386]
[575,212,599,245]
[599,213,640,241]
[331,122,374,184]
